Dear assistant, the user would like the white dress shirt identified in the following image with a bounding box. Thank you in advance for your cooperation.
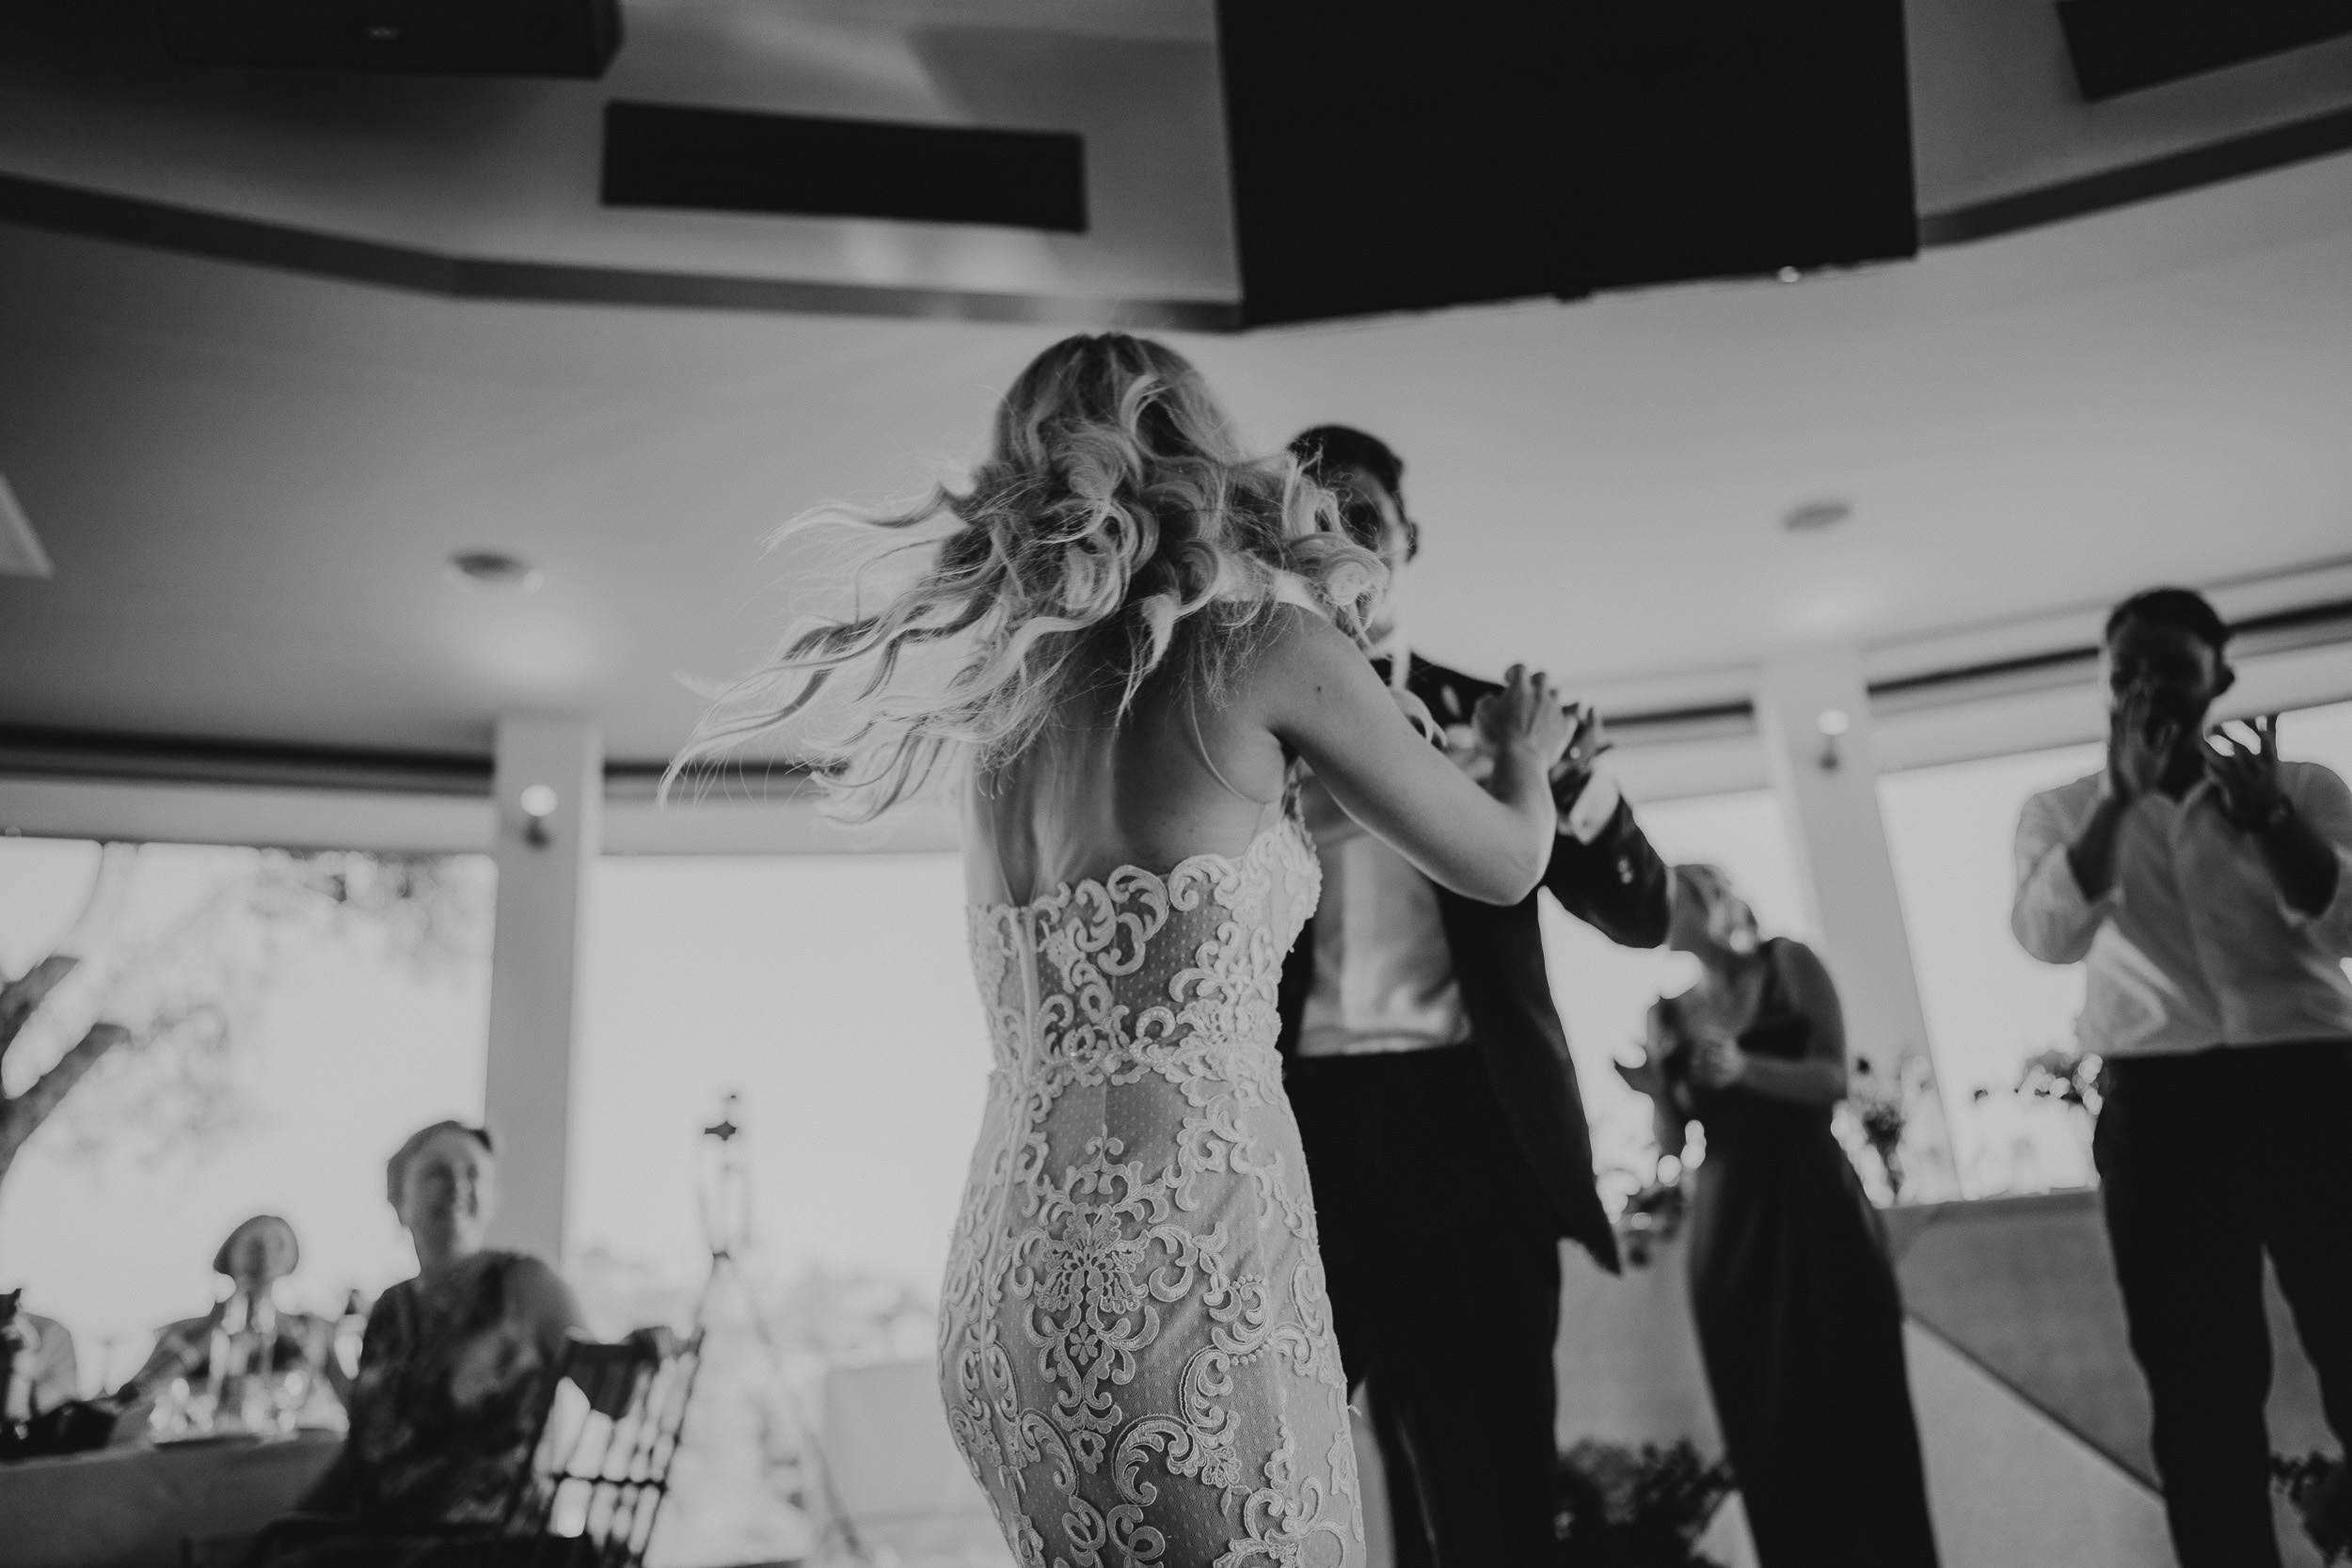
[1295,632,1621,1059]
[2011,762,2352,1056]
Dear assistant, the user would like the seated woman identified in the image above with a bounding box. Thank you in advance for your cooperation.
[3,1293,81,1426]
[121,1214,346,1413]
[254,1120,583,1563]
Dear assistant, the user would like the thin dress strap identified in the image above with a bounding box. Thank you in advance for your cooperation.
[1185,694,1271,809]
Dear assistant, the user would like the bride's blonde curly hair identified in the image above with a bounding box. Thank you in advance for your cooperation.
[666,333,1388,819]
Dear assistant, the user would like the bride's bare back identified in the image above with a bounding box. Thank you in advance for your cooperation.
[966,605,1570,910]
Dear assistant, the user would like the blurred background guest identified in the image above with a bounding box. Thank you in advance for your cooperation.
[2012,587,2352,1568]
[1622,863,1938,1568]
[2,1291,79,1424]
[120,1213,347,1414]
[252,1120,583,1564]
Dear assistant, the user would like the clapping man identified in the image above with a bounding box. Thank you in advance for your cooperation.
[1279,427,1672,1568]
[2012,587,2352,1568]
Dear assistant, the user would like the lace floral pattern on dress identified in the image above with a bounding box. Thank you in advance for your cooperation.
[941,812,1362,1568]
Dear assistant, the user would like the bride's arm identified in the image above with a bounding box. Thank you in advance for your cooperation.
[1254,608,1565,905]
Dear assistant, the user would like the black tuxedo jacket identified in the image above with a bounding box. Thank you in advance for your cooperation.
[1276,653,1672,1272]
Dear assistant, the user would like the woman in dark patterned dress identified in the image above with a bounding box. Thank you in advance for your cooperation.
[1621,864,1940,1568]
[254,1120,582,1565]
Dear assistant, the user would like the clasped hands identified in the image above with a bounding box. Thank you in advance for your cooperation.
[1391,666,1611,802]
[1615,1029,1746,1099]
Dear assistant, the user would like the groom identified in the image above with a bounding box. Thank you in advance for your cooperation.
[1279,426,1673,1568]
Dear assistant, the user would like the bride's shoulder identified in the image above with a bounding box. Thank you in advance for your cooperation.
[1241,601,1367,691]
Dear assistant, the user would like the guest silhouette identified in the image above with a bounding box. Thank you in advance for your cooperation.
[120,1214,345,1411]
[1622,864,1938,1568]
[252,1121,584,1564]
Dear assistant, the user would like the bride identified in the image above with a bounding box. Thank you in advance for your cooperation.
[675,334,1570,1568]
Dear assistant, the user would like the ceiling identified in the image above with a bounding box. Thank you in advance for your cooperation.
[2,5,2350,768]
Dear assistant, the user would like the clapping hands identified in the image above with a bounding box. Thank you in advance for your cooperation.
[2105,683,2179,803]
[2204,714,2289,832]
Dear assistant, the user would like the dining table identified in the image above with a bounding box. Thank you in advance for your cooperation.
[0,1429,340,1568]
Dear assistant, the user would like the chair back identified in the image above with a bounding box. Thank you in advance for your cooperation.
[505,1327,705,1568]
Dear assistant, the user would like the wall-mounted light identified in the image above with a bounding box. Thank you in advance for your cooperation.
[518,784,559,847]
[1816,707,1851,771]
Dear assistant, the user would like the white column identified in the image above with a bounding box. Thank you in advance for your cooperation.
[1755,644,1958,1200]
[484,715,600,1262]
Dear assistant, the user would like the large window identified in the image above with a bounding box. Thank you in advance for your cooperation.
[571,851,993,1567]
[0,837,492,1394]
[2279,696,2352,800]
[1880,745,2103,1196]
[572,852,989,1293]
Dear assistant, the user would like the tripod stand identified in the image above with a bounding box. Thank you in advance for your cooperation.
[693,1094,870,1567]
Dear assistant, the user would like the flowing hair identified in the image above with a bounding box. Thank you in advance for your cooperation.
[664,333,1388,819]
[1674,863,1762,957]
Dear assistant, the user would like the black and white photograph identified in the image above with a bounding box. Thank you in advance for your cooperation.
[3,4,2351,1566]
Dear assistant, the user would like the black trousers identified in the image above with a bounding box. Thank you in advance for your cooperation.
[1287,1043,1563,1568]
[2094,1039,2352,1568]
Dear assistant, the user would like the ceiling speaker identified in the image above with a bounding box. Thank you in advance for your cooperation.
[160,0,623,78]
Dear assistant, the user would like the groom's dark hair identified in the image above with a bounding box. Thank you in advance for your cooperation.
[2105,587,2229,654]
[1290,425,1418,562]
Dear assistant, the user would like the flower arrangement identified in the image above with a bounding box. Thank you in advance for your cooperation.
[2273,1449,2348,1563]
[1613,1169,1690,1270]
[2016,1047,2103,1118]
[1846,1057,1911,1199]
[1554,1438,1736,1568]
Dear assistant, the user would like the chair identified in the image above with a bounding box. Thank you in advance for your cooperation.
[186,1325,704,1568]
[499,1326,707,1568]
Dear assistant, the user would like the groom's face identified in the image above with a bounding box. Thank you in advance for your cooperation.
[1331,467,1414,580]
[1330,467,1410,642]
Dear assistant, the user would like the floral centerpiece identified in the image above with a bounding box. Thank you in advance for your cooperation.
[1554,1437,1736,1567]
[2274,1449,2349,1563]
[2016,1046,2103,1117]
[1613,1168,1690,1270]
[1845,1057,1911,1199]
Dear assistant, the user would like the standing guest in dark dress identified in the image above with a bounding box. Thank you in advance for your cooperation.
[251,1120,584,1566]
[1621,863,1940,1568]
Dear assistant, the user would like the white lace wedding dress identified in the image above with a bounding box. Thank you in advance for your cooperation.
[939,797,1363,1568]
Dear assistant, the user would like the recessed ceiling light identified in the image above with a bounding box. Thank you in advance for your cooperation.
[0,474,54,578]
[445,549,543,593]
[1782,499,1852,534]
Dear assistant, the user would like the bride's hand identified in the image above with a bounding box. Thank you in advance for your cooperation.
[1473,665,1572,774]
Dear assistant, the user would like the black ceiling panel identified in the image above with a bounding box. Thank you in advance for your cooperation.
[2058,0,2352,101]
[602,102,1088,234]
[160,0,623,77]
[1217,0,1918,326]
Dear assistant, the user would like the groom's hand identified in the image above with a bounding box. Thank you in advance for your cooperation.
[1549,705,1611,804]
